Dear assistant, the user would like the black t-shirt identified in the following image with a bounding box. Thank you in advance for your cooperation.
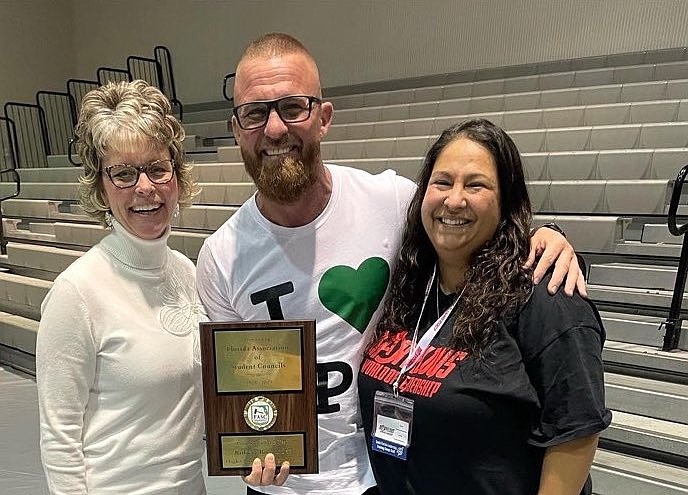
[358,273,612,495]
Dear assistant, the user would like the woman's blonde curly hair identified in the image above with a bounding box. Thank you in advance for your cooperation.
[75,79,198,225]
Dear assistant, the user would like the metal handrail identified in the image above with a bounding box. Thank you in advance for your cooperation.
[127,55,164,90]
[0,167,21,200]
[36,91,78,156]
[3,102,50,168]
[661,163,688,350]
[0,116,20,171]
[0,166,21,255]
[154,46,184,120]
[222,72,236,103]
[68,137,81,166]
[96,67,131,85]
[67,78,100,113]
[0,117,21,255]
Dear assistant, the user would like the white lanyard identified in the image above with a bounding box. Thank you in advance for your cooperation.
[392,266,463,396]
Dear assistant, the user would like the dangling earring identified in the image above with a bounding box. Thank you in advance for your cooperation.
[104,210,114,228]
[173,204,180,218]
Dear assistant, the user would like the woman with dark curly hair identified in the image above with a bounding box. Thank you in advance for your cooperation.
[358,119,611,495]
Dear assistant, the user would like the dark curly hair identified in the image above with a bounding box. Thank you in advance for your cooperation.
[375,118,533,356]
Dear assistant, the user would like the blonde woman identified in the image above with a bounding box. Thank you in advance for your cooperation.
[36,80,206,494]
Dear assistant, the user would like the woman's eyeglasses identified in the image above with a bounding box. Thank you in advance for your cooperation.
[104,159,175,189]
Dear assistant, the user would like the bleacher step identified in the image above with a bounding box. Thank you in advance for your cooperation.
[535,215,625,252]
[195,183,256,206]
[185,151,219,163]
[218,121,688,161]
[28,222,56,235]
[589,263,678,291]
[181,120,230,140]
[326,59,688,110]
[0,272,51,320]
[183,134,203,150]
[5,242,84,278]
[1,199,89,222]
[603,410,688,461]
[642,223,683,244]
[6,226,210,265]
[0,311,38,356]
[2,199,236,232]
[588,283,686,310]
[2,219,56,241]
[186,145,218,154]
[182,108,231,123]
[613,241,681,257]
[1,181,256,206]
[603,340,688,374]
[605,372,688,424]
[592,448,688,494]
[3,229,55,243]
[17,167,81,183]
[326,99,688,141]
[206,137,235,147]
[0,310,39,374]
[600,311,681,348]
[46,155,75,168]
[176,205,237,231]
[333,81,688,125]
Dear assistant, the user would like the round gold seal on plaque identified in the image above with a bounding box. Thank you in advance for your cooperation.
[244,396,278,431]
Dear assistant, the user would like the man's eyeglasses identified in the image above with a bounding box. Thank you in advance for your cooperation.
[233,95,322,130]
[104,159,176,189]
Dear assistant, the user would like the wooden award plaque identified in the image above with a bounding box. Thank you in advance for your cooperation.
[200,320,318,475]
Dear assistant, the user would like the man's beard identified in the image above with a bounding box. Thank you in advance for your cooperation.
[242,143,319,204]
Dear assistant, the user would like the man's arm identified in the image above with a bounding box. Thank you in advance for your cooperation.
[525,227,587,297]
[196,241,242,321]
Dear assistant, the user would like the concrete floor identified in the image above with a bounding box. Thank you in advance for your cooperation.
[0,366,245,495]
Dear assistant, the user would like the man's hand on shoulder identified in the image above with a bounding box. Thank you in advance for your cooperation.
[524,227,587,298]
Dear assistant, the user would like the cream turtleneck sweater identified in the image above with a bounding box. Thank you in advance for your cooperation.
[36,220,206,495]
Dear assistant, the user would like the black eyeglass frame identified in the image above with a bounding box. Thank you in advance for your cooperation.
[103,159,176,189]
[232,95,322,130]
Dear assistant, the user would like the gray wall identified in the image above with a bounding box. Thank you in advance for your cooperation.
[4,0,688,106]
[0,0,75,104]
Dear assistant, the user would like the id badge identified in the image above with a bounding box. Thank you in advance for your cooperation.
[371,391,414,460]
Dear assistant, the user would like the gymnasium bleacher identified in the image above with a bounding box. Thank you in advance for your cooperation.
[1,46,688,494]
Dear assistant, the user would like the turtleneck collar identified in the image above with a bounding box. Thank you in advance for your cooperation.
[99,218,171,270]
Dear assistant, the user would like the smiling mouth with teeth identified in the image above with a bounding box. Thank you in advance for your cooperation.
[440,218,470,226]
[131,205,163,213]
[264,146,293,156]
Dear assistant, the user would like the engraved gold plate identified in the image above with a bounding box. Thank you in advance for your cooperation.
[221,434,306,469]
[243,396,277,431]
[214,328,303,392]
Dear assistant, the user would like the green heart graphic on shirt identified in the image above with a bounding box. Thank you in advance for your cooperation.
[318,257,390,333]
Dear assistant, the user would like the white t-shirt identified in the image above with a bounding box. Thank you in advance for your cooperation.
[196,164,415,494]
